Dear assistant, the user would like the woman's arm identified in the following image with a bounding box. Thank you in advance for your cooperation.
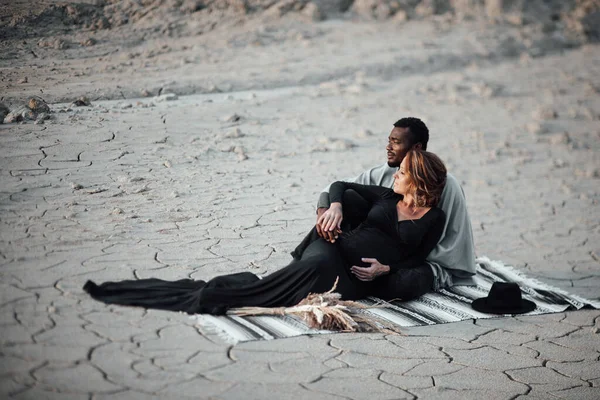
[321,182,395,240]
[329,181,395,205]
[316,163,396,209]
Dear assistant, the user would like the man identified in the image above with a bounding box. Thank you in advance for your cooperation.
[315,117,476,299]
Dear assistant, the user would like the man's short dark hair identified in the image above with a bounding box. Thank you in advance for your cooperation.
[393,117,429,150]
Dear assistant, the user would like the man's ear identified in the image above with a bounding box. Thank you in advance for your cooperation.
[413,142,423,150]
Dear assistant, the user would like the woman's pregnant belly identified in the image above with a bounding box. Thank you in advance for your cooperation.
[338,226,408,268]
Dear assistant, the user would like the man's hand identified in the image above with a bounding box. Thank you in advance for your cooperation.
[351,258,390,281]
[317,203,343,243]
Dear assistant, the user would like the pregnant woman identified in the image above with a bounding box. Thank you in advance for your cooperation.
[84,150,447,315]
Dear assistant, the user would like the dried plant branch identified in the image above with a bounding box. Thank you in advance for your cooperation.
[228,277,402,334]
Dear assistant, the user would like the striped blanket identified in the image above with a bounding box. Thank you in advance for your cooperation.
[193,257,600,344]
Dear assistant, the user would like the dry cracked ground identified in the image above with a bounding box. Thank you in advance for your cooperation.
[1,18,600,400]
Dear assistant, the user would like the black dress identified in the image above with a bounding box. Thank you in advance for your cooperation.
[83,182,445,315]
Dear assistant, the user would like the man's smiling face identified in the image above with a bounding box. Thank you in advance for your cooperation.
[386,127,415,168]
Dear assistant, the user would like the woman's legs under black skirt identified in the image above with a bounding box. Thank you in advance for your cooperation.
[84,238,370,315]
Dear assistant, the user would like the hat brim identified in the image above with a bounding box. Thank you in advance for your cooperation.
[471,297,536,315]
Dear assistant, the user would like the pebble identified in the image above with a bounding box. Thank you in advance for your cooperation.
[553,159,567,168]
[4,110,23,124]
[71,183,83,190]
[71,96,91,107]
[35,113,50,125]
[301,2,322,21]
[21,109,36,121]
[111,208,124,215]
[163,160,172,168]
[94,16,111,30]
[532,106,558,120]
[221,127,244,139]
[153,93,178,102]
[233,145,248,161]
[87,187,107,194]
[81,37,96,47]
[38,38,67,49]
[525,122,548,135]
[57,39,70,49]
[415,0,437,17]
[549,132,571,145]
[393,10,408,22]
[471,82,501,98]
[119,102,133,109]
[519,52,533,65]
[130,185,149,194]
[28,97,50,113]
[223,113,242,122]
[18,77,28,84]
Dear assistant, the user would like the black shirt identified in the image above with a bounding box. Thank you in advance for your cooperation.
[329,182,445,272]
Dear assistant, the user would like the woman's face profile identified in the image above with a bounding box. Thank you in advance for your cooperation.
[393,158,410,195]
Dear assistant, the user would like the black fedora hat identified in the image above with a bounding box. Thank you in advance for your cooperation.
[472,282,536,315]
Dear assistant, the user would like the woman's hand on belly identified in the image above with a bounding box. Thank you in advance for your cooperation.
[350,258,391,281]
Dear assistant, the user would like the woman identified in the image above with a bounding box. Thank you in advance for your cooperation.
[84,150,447,315]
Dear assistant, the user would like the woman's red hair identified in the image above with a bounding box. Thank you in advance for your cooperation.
[404,150,447,208]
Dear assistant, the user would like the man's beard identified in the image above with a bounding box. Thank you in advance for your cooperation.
[387,160,401,168]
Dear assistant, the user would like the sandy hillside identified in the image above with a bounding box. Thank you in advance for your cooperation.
[1,0,599,105]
